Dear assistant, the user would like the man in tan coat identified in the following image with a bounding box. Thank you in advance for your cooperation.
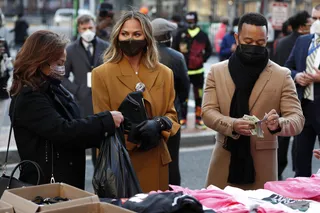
[202,13,305,190]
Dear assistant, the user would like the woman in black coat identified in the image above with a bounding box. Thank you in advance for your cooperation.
[9,30,123,189]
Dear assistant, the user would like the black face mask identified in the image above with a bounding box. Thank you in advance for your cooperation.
[118,39,147,57]
[188,23,196,29]
[236,44,267,64]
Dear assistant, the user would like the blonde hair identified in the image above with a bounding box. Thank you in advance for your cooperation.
[103,11,159,69]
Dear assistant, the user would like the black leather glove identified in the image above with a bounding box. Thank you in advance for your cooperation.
[136,116,173,151]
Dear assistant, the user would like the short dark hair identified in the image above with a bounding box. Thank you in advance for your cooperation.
[238,12,268,33]
[281,19,291,36]
[289,11,310,31]
[77,14,95,26]
[232,17,240,27]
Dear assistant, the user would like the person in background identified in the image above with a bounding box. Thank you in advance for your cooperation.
[202,12,304,190]
[9,30,123,189]
[174,11,212,130]
[62,14,109,167]
[272,18,292,57]
[266,14,275,59]
[285,4,320,178]
[151,18,190,186]
[91,11,180,192]
[274,10,312,180]
[214,17,229,54]
[171,15,187,49]
[0,37,12,99]
[219,17,240,61]
[96,2,114,42]
[10,13,29,50]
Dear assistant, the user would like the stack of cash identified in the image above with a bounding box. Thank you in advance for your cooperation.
[243,114,264,138]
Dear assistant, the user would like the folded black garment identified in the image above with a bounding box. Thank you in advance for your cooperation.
[123,192,216,213]
[118,91,148,144]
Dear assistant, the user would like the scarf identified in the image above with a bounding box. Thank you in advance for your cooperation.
[225,46,269,184]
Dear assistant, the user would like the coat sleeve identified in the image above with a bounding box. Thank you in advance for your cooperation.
[284,37,300,80]
[62,46,91,102]
[91,67,111,113]
[176,54,190,104]
[201,66,238,139]
[277,70,305,136]
[203,33,212,62]
[162,71,180,141]
[15,91,115,147]
[219,36,232,58]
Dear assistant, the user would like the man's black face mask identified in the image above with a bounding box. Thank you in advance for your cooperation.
[236,39,267,64]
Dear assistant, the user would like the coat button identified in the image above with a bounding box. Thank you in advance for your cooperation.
[69,162,73,166]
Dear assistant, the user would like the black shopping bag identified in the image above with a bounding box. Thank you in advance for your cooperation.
[92,127,142,198]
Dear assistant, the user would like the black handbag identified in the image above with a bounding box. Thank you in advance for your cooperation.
[0,95,42,197]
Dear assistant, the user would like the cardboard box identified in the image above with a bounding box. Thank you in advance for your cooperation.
[0,200,13,213]
[1,183,99,213]
[42,202,134,213]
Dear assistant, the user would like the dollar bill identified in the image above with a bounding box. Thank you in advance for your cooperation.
[243,114,264,138]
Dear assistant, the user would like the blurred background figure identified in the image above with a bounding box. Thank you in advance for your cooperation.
[274,10,311,180]
[219,17,239,61]
[0,37,12,100]
[96,2,114,42]
[272,18,292,57]
[266,14,275,59]
[152,18,190,186]
[139,6,149,15]
[174,11,212,130]
[62,14,109,167]
[171,15,186,49]
[10,13,29,51]
[214,17,228,55]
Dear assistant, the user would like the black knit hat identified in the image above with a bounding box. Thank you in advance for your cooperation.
[186,11,198,23]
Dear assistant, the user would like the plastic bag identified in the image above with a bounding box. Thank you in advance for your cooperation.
[92,127,142,198]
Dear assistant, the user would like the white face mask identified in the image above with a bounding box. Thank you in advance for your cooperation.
[81,30,96,42]
[312,20,320,35]
[233,26,238,33]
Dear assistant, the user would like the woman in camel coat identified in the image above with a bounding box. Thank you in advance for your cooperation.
[91,11,179,192]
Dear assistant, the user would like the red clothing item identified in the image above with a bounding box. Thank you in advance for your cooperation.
[214,23,227,53]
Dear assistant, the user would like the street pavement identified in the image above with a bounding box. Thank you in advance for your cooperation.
[5,141,320,193]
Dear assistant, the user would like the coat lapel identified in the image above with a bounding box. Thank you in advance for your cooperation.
[117,58,140,92]
[116,58,159,115]
[223,62,235,101]
[76,40,91,69]
[93,38,105,67]
[249,61,273,110]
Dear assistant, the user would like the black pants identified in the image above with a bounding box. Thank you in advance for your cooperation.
[91,148,97,167]
[295,99,320,177]
[181,73,204,121]
[277,136,296,179]
[167,129,181,185]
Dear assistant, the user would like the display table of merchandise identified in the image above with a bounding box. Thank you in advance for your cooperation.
[114,172,320,213]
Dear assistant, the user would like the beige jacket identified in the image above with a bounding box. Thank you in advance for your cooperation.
[202,60,304,190]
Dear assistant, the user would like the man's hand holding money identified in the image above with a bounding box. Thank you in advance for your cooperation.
[233,119,255,136]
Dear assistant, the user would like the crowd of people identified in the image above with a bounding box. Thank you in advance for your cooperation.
[3,2,320,199]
